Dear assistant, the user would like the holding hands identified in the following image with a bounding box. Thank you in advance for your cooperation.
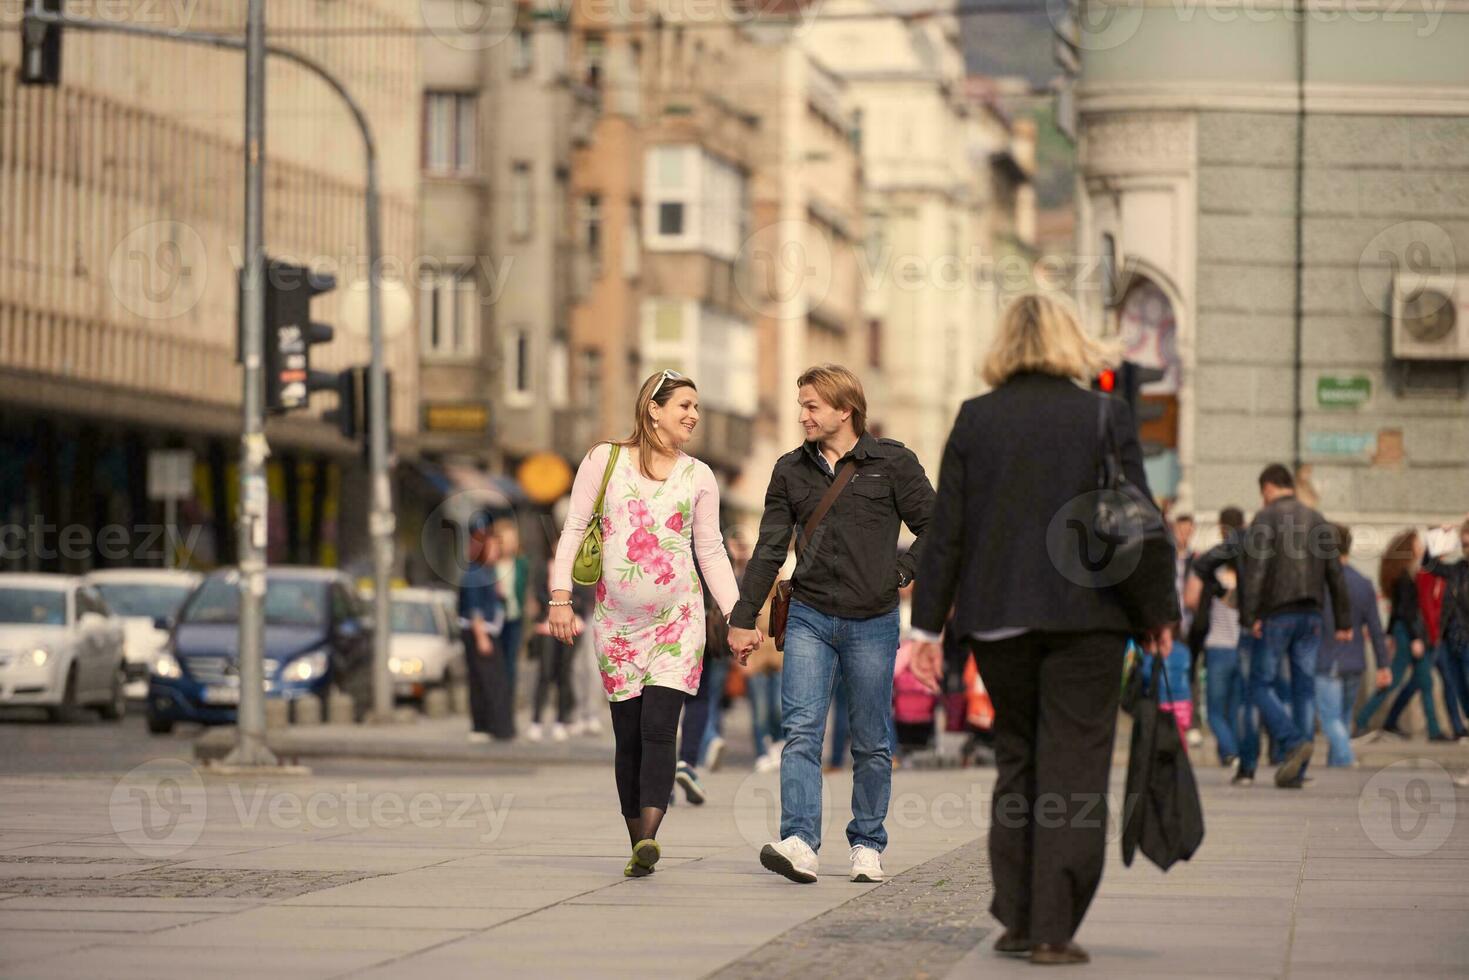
[726,626,765,665]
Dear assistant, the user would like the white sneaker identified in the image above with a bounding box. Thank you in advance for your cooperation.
[754,748,781,774]
[583,718,603,736]
[524,723,543,743]
[566,719,587,737]
[1186,728,1204,748]
[550,722,569,742]
[760,836,818,884]
[705,735,726,772]
[466,731,491,744]
[850,844,884,883]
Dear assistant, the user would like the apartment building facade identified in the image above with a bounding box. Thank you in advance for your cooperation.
[0,0,421,573]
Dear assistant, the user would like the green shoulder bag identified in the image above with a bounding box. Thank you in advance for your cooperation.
[571,444,621,585]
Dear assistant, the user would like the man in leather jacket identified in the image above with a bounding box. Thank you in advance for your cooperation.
[1239,464,1351,788]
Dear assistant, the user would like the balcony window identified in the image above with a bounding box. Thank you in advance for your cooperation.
[421,270,479,359]
[423,92,476,175]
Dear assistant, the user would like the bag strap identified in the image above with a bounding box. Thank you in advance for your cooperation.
[796,462,856,558]
[591,444,621,521]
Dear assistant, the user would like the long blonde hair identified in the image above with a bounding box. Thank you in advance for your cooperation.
[981,292,1119,387]
[618,371,698,479]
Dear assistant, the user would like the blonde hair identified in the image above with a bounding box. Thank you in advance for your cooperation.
[981,292,1119,388]
[797,364,867,436]
[619,371,698,479]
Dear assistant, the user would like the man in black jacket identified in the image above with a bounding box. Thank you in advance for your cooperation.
[1239,464,1351,788]
[727,365,934,886]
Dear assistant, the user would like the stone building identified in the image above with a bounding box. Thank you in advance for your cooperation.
[1074,4,1469,549]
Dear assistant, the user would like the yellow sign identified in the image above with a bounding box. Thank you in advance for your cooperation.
[424,403,489,433]
[517,452,574,505]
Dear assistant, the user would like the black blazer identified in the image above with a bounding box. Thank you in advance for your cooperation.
[912,371,1178,638]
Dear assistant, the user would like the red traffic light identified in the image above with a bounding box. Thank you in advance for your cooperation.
[1095,369,1117,393]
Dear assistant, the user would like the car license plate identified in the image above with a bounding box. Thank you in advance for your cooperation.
[203,685,241,705]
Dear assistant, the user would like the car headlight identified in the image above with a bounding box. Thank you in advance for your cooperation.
[389,656,424,677]
[264,658,281,675]
[28,647,51,667]
[152,651,183,680]
[282,650,328,682]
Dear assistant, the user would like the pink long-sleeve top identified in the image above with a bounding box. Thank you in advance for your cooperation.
[551,442,741,616]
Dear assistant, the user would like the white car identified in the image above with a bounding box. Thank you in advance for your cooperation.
[83,568,202,699]
[385,587,462,702]
[0,574,128,722]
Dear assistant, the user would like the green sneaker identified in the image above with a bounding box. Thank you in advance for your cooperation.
[633,838,661,872]
[624,854,653,878]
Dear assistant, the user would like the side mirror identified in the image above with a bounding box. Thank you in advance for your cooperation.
[152,615,175,631]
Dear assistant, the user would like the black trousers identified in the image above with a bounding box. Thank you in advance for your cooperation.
[971,630,1126,946]
[678,655,716,768]
[530,634,575,725]
[609,686,685,819]
[463,629,514,740]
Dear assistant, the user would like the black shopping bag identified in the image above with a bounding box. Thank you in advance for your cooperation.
[1121,658,1205,871]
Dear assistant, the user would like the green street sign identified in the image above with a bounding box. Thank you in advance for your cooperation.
[1317,375,1371,409]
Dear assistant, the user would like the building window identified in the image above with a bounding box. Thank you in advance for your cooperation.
[583,32,605,89]
[420,270,479,359]
[505,327,532,404]
[579,194,602,273]
[423,91,476,175]
[658,202,684,236]
[511,161,532,239]
[512,28,533,75]
[624,199,641,279]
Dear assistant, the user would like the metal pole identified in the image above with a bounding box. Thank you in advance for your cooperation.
[163,495,177,570]
[365,155,395,724]
[31,7,397,725]
[226,0,275,767]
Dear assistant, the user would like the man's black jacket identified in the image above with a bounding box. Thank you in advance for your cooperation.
[1239,494,1350,628]
[729,433,934,630]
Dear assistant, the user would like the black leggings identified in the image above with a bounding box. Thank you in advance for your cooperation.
[609,686,685,819]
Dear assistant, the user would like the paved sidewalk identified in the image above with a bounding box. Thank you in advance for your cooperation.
[1,739,1466,978]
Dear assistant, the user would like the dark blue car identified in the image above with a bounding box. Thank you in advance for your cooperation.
[146,567,373,733]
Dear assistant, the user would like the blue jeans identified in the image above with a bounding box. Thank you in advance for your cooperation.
[1441,637,1469,736]
[698,657,730,761]
[1252,610,1321,757]
[780,601,900,853]
[1315,668,1361,767]
[1205,645,1248,763]
[1375,624,1444,738]
[747,669,782,758]
[1235,635,1263,773]
[828,674,849,768]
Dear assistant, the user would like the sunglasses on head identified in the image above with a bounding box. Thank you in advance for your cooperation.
[655,368,686,394]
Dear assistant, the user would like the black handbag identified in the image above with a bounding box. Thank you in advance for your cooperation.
[1093,393,1167,566]
[1121,656,1205,871]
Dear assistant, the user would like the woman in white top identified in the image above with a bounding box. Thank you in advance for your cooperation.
[549,370,756,877]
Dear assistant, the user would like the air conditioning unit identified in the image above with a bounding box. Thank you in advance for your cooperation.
[1391,275,1469,360]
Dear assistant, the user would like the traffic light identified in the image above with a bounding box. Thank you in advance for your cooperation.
[1093,361,1169,453]
[19,1,62,87]
[262,259,337,414]
[323,367,363,440]
[321,365,393,460]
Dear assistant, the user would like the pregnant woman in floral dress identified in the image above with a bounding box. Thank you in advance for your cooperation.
[549,370,751,878]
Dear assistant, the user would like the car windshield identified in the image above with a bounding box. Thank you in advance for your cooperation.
[181,577,328,628]
[0,588,67,626]
[391,601,439,635]
[93,583,193,620]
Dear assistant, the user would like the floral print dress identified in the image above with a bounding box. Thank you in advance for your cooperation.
[552,443,741,703]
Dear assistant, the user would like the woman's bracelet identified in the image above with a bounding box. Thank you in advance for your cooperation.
[547,600,573,608]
